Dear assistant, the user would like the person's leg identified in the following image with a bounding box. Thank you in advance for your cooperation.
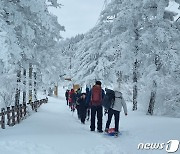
[105,108,113,130]
[77,106,81,119]
[81,108,86,123]
[69,102,72,109]
[87,108,90,120]
[90,106,96,131]
[97,106,103,131]
[114,110,120,132]
[72,103,75,112]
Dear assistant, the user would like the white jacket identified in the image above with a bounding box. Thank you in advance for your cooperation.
[111,91,127,114]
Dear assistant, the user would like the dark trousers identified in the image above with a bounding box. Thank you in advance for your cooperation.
[76,105,81,119]
[105,108,120,132]
[90,105,103,131]
[80,107,86,123]
[86,108,90,120]
[66,99,68,105]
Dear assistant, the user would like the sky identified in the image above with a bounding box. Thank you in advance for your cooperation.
[48,0,180,39]
[49,0,105,39]
[167,0,180,20]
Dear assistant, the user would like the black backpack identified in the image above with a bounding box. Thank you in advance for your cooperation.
[102,88,115,109]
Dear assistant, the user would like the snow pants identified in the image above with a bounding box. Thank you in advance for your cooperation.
[80,106,86,123]
[105,108,120,132]
[90,105,103,131]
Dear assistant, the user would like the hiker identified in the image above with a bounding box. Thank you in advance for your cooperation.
[65,89,69,106]
[77,93,87,124]
[105,87,128,137]
[86,86,90,121]
[76,88,82,119]
[87,81,105,132]
[68,90,71,108]
[69,89,76,111]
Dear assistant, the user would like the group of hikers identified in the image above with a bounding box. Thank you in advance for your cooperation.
[65,81,128,137]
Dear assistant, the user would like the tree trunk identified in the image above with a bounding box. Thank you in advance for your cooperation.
[54,84,58,97]
[132,27,139,111]
[15,63,21,106]
[23,68,26,105]
[33,72,37,101]
[147,80,157,115]
[116,71,122,89]
[29,63,33,104]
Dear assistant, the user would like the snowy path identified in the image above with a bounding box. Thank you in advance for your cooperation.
[0,89,180,154]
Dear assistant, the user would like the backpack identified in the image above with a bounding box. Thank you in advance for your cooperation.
[91,86,102,106]
[102,89,115,109]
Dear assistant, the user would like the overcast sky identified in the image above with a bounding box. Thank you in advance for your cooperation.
[49,0,180,39]
[49,0,105,39]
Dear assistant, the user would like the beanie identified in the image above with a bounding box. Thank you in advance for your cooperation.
[96,81,102,86]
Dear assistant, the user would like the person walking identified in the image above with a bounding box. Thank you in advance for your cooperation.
[86,86,90,121]
[105,87,128,137]
[77,93,87,124]
[87,81,105,133]
[69,89,76,112]
[76,88,82,119]
[65,90,69,106]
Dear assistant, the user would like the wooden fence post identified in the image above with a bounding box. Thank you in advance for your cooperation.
[23,104,26,117]
[35,101,37,112]
[1,98,48,130]
[19,104,22,119]
[12,106,15,126]
[32,102,35,111]
[36,101,38,108]
[1,108,5,129]
[16,105,20,124]
[40,99,42,106]
[7,107,11,126]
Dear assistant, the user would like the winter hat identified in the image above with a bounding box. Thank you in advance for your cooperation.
[96,81,102,86]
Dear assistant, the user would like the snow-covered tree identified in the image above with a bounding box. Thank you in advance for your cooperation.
[60,0,180,117]
[0,0,65,107]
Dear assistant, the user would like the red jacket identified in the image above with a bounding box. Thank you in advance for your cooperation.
[69,89,75,103]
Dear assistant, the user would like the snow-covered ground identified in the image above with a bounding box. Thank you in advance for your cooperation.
[0,88,180,154]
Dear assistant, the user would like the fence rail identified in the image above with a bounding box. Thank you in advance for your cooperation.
[0,97,48,129]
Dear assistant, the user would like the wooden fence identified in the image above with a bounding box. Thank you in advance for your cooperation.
[0,97,48,129]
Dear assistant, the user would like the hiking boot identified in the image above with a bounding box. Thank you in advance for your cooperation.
[114,132,118,137]
[90,129,95,131]
[98,130,103,133]
[105,128,109,133]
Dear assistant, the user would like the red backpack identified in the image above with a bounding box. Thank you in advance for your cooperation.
[91,86,102,106]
